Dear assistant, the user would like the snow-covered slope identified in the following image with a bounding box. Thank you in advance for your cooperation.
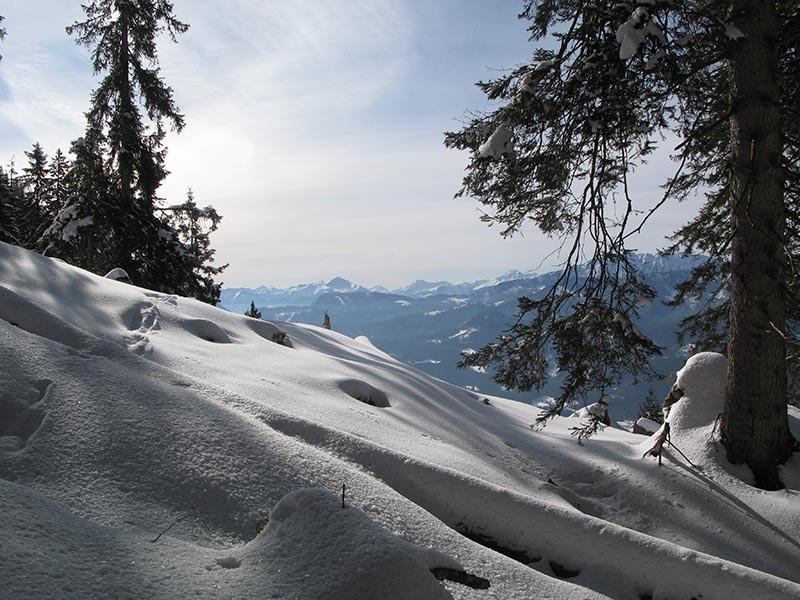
[1,242,799,600]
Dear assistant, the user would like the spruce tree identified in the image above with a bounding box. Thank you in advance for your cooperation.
[66,0,182,279]
[66,0,188,212]
[61,0,224,303]
[447,1,797,488]
[160,190,227,305]
[49,149,71,218]
[0,166,22,245]
[245,301,262,320]
[39,128,115,273]
[637,389,664,425]
[20,143,53,245]
[0,160,33,248]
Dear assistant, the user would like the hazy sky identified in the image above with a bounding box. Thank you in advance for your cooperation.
[0,1,698,289]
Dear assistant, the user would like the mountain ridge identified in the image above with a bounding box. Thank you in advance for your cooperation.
[220,253,709,419]
[221,252,699,309]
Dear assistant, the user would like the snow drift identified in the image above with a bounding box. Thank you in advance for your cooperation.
[1,241,799,599]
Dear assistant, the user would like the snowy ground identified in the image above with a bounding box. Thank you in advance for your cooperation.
[1,241,799,600]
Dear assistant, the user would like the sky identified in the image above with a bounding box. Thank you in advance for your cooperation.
[0,1,699,289]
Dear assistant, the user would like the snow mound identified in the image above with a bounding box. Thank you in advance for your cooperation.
[668,352,726,431]
[337,378,391,408]
[570,402,612,426]
[180,317,233,344]
[104,267,130,281]
[244,317,280,338]
[237,488,456,600]
[633,417,660,435]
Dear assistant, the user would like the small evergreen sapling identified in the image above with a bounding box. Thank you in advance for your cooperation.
[637,389,664,425]
[245,301,262,319]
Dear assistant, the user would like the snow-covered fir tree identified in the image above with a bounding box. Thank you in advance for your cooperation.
[160,190,227,305]
[40,128,114,274]
[55,0,224,303]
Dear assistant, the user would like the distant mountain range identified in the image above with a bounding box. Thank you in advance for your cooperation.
[220,253,707,420]
[222,276,372,309]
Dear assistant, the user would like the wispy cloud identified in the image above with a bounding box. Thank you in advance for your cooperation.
[0,1,691,288]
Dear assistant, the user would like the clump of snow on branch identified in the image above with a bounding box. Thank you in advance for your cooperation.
[43,205,94,242]
[479,125,513,158]
[616,7,666,61]
[724,22,745,40]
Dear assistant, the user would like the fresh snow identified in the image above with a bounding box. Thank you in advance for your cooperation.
[104,267,130,281]
[1,241,799,599]
[634,417,661,434]
[616,7,664,61]
[478,126,513,159]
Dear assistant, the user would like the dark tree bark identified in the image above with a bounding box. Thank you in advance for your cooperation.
[724,0,795,489]
[118,2,134,209]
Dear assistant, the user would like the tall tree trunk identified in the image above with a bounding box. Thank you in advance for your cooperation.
[118,0,133,208]
[116,0,136,273]
[723,0,795,489]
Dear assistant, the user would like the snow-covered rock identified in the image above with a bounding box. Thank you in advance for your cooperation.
[633,417,660,435]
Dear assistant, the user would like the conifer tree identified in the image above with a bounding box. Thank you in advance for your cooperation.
[447,0,797,488]
[23,143,51,209]
[160,189,227,305]
[49,149,71,218]
[66,0,188,213]
[66,0,179,275]
[40,128,115,273]
[0,160,33,248]
[20,143,53,245]
[245,301,262,319]
[0,166,22,245]
[637,389,664,425]
[60,0,224,303]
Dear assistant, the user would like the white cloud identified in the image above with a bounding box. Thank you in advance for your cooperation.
[0,1,692,290]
